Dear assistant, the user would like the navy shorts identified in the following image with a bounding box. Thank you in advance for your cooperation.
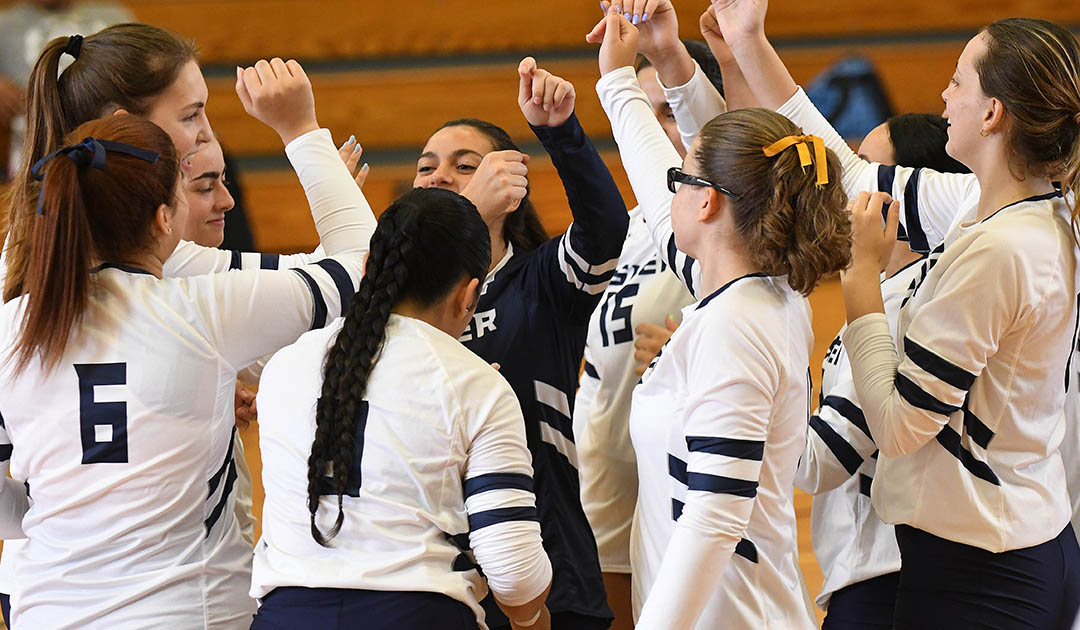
[250,587,478,630]
[894,524,1080,629]
[822,572,899,630]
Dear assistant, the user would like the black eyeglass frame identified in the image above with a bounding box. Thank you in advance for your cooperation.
[666,167,739,198]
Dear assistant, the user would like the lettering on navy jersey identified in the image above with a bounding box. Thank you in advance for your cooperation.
[459,308,498,343]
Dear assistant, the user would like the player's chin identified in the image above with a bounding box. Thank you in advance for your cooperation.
[200,221,226,248]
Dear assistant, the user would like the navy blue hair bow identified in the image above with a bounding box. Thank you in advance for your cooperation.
[30,137,160,215]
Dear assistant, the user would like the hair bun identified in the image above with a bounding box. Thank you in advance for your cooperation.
[64,34,83,60]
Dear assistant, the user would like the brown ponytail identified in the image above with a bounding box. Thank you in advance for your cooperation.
[13,115,178,372]
[975,18,1080,244]
[694,108,852,296]
[5,23,196,302]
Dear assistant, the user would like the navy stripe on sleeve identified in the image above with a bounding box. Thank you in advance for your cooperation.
[672,498,684,520]
[962,402,995,449]
[315,259,356,313]
[204,460,237,535]
[895,373,961,416]
[464,472,533,498]
[687,472,758,498]
[291,268,328,330]
[878,164,909,242]
[903,169,930,253]
[859,474,873,497]
[686,436,764,461]
[229,250,242,270]
[207,427,237,497]
[0,444,11,462]
[468,506,539,532]
[903,337,977,392]
[260,253,280,270]
[583,361,599,379]
[668,454,688,485]
[0,408,5,428]
[734,539,758,563]
[822,395,872,439]
[936,425,1000,486]
[809,415,863,475]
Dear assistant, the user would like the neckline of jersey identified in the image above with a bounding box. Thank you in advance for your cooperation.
[92,262,155,276]
[980,189,1063,225]
[695,272,771,311]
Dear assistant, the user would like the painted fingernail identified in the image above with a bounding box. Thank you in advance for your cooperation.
[642,12,649,21]
[632,14,640,25]
[600,1,606,13]
[349,134,356,144]
[353,144,361,154]
[624,12,632,20]
[361,162,369,171]
[613,5,621,12]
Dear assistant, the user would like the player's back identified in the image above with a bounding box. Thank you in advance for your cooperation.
[0,266,255,629]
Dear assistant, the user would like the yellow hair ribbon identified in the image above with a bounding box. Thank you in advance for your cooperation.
[762,134,829,187]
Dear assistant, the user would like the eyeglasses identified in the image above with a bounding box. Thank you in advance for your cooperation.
[666,167,739,198]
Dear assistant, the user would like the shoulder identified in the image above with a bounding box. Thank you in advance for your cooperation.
[410,319,518,408]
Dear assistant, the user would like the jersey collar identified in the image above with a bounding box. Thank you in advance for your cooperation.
[695,272,771,310]
[92,263,155,276]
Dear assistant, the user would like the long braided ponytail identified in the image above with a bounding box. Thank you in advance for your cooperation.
[306,187,491,546]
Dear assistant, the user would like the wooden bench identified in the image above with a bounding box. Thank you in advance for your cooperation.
[122,0,1079,64]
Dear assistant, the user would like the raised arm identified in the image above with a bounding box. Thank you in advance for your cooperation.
[164,59,376,276]
[462,371,553,630]
[591,10,701,296]
[715,0,978,252]
[518,58,629,317]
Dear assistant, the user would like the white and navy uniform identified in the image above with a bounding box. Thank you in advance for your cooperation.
[794,260,921,610]
[459,113,627,627]
[0,128,373,630]
[598,66,816,629]
[778,86,1080,623]
[573,207,693,574]
[252,314,552,628]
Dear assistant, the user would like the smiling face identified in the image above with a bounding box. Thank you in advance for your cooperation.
[143,60,212,165]
[414,125,494,195]
[182,140,233,247]
[941,32,994,168]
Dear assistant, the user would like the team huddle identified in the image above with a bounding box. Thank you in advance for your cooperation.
[1,0,1079,629]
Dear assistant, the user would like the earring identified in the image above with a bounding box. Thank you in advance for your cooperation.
[979,128,990,137]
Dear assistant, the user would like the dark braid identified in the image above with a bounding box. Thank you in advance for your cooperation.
[306,187,491,546]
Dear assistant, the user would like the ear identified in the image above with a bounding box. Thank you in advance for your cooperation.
[153,202,174,236]
[110,106,130,117]
[458,277,481,319]
[698,187,723,223]
[983,97,1007,135]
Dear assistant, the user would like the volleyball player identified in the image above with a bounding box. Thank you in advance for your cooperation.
[573,12,725,627]
[591,9,851,627]
[251,187,552,630]
[0,59,375,629]
[412,58,628,629]
[715,0,1080,625]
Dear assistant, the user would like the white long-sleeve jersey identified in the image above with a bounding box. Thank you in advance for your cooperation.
[573,207,693,573]
[629,275,816,630]
[794,260,921,608]
[253,315,552,629]
[0,127,373,629]
[773,86,1079,552]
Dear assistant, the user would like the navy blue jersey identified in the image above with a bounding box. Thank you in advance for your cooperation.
[460,113,628,625]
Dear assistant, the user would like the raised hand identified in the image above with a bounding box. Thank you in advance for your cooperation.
[601,0,679,62]
[337,135,370,189]
[587,6,640,76]
[709,0,769,46]
[234,382,257,430]
[235,58,319,145]
[699,4,736,66]
[633,315,679,377]
[517,57,576,128]
[460,150,530,225]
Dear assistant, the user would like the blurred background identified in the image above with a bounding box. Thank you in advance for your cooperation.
[0,1,1078,626]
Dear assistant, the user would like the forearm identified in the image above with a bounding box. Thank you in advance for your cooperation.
[719,59,757,111]
[284,128,377,256]
[646,41,697,95]
[728,32,798,111]
[660,62,727,152]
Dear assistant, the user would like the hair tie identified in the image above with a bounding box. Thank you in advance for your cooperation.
[30,137,160,215]
[63,34,83,60]
[762,134,829,187]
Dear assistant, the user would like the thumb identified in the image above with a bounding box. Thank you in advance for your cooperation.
[585,15,608,43]
[517,57,536,104]
[665,314,679,331]
[884,200,900,242]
